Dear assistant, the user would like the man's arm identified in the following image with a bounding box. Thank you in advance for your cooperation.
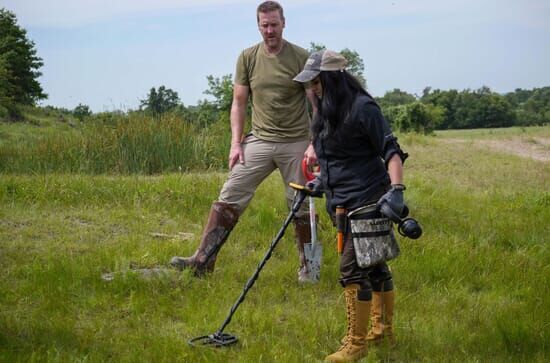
[304,88,318,165]
[305,88,318,115]
[228,83,249,169]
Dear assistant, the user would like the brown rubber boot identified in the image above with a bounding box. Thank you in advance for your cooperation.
[170,201,239,276]
[294,216,315,283]
[366,290,395,344]
[325,284,370,362]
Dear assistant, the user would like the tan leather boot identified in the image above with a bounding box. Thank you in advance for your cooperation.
[170,202,239,276]
[294,216,315,283]
[366,290,395,344]
[326,284,370,362]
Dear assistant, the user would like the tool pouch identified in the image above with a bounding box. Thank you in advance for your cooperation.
[348,205,400,268]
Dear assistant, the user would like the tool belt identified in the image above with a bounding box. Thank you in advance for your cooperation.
[347,204,400,268]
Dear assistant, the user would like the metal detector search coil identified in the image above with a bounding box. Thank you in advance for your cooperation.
[188,332,238,347]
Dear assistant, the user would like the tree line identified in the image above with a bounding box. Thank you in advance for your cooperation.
[377,86,549,133]
[1,7,548,134]
[138,82,549,135]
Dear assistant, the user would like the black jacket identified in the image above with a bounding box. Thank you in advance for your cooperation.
[313,94,407,214]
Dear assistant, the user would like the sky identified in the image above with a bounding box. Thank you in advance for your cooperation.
[2,0,549,112]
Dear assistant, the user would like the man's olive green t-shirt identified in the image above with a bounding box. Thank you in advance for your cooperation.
[234,40,310,142]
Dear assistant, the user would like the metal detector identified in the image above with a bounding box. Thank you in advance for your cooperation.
[188,183,311,347]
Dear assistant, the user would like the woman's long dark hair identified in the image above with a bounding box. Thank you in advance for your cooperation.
[311,70,370,141]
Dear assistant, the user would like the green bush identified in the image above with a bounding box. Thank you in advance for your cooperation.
[73,103,92,121]
[384,102,443,134]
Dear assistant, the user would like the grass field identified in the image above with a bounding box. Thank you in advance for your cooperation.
[1,125,548,362]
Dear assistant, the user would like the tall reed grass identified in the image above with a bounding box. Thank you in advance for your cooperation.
[0,113,231,174]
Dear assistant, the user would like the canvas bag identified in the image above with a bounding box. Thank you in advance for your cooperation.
[348,205,400,268]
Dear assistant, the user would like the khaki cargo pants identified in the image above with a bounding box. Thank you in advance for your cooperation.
[218,134,310,218]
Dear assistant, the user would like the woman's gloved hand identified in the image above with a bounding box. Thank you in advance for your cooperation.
[377,184,405,218]
[305,177,323,197]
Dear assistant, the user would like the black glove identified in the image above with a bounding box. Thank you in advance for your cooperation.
[377,184,405,220]
[305,177,323,197]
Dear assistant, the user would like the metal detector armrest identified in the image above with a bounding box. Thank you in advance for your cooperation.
[289,182,322,198]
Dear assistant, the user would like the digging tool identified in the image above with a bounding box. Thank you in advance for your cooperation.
[335,206,346,254]
[301,158,322,282]
[188,183,311,347]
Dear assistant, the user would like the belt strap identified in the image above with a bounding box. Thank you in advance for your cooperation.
[347,203,377,218]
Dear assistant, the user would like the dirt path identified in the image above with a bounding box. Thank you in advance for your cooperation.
[444,137,550,162]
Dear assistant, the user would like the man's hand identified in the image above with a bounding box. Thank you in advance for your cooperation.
[228,142,244,169]
[377,184,405,218]
[303,143,317,166]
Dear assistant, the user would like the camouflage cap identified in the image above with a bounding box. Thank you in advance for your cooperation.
[293,50,348,83]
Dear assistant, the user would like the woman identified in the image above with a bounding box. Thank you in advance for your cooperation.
[294,50,408,362]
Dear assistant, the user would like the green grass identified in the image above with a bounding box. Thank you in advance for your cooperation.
[1,127,549,362]
[434,125,550,139]
[0,113,231,174]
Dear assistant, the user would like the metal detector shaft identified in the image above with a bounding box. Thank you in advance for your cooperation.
[214,190,307,336]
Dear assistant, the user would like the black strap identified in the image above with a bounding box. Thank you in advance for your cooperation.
[352,230,390,238]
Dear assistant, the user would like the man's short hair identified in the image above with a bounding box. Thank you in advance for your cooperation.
[257,1,284,23]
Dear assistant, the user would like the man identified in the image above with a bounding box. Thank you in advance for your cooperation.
[170,1,318,282]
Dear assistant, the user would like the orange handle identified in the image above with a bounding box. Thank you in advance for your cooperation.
[335,206,346,255]
[337,232,344,254]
